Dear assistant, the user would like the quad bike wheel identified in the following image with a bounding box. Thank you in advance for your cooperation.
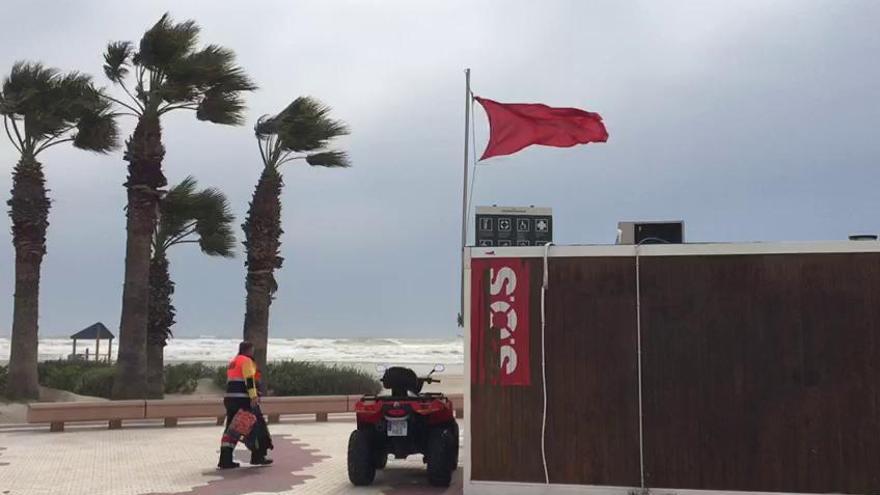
[348,429,376,486]
[426,426,455,487]
[374,450,389,470]
[450,422,460,470]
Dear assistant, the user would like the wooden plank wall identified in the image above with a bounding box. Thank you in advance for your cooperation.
[470,257,641,485]
[469,252,880,493]
[640,253,880,493]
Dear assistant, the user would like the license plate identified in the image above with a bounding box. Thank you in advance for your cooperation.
[387,419,408,437]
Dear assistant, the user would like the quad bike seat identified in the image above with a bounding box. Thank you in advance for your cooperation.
[380,366,424,397]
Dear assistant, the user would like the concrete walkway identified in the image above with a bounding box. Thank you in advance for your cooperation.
[0,415,463,495]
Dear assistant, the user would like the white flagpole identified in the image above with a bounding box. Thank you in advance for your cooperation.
[458,68,471,326]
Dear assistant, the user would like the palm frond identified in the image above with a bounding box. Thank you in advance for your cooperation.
[305,150,350,168]
[163,44,256,115]
[1,62,59,116]
[103,41,134,83]
[157,177,236,257]
[254,113,279,139]
[101,15,257,119]
[52,72,101,120]
[193,187,236,257]
[166,45,232,89]
[157,176,199,244]
[274,97,350,153]
[196,90,245,125]
[1,61,120,154]
[73,109,119,152]
[137,13,200,71]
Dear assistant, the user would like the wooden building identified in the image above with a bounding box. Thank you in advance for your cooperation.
[464,241,880,494]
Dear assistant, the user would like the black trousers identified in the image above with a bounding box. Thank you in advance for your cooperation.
[224,397,272,455]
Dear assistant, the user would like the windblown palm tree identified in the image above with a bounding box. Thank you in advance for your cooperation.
[244,97,350,371]
[1,62,118,400]
[102,13,256,398]
[147,176,235,398]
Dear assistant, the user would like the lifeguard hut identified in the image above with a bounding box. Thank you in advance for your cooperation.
[69,322,114,362]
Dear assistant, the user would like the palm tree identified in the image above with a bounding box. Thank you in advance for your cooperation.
[102,13,256,398]
[1,62,118,400]
[244,97,350,371]
[147,176,235,398]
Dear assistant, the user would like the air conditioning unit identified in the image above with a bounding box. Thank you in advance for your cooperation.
[616,220,684,245]
[849,234,878,241]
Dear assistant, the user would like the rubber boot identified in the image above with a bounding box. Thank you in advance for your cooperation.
[250,450,274,466]
[218,447,240,469]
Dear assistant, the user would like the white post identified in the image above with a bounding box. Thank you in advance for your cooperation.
[458,68,471,326]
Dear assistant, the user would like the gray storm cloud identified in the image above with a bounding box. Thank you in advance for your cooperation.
[1,0,878,338]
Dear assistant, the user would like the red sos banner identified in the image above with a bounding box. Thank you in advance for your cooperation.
[471,258,531,386]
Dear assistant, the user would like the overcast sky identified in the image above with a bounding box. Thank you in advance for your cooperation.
[1,1,878,339]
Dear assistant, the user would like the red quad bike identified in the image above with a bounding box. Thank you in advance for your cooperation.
[347,364,460,487]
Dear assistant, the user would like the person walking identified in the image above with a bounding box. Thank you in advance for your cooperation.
[218,341,273,468]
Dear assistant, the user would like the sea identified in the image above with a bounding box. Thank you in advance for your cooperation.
[0,336,464,374]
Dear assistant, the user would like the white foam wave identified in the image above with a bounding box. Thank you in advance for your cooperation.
[0,336,464,366]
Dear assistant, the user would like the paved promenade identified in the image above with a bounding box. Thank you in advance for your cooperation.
[0,415,463,494]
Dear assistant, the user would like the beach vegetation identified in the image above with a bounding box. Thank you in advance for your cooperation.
[0,365,7,397]
[162,362,216,394]
[214,360,380,396]
[35,360,219,398]
[77,367,116,398]
[38,360,114,397]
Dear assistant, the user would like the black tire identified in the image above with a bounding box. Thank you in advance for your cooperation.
[426,426,454,487]
[348,429,376,486]
[374,450,388,469]
[450,422,460,470]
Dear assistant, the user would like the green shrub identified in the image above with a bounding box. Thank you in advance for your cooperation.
[266,361,381,396]
[33,361,115,399]
[213,365,228,390]
[31,359,381,399]
[77,367,115,399]
[163,363,214,394]
[0,365,7,397]
[38,360,112,392]
[214,361,381,396]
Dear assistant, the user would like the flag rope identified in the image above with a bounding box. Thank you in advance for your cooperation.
[465,91,480,242]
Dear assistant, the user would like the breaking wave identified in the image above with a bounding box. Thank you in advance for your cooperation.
[0,336,464,368]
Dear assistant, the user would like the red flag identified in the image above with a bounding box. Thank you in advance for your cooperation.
[474,97,608,160]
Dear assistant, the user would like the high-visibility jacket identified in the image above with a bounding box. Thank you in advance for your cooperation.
[226,354,259,399]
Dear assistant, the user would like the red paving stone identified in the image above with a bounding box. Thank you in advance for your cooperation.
[0,420,464,494]
[146,434,329,495]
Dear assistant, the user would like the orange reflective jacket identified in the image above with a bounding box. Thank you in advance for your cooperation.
[226,354,258,399]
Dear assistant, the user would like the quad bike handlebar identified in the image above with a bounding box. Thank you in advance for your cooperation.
[380,366,444,396]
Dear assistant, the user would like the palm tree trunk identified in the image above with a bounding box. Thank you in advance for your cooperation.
[244,272,273,371]
[113,112,166,399]
[242,167,283,372]
[145,340,165,399]
[147,252,174,399]
[5,155,48,400]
